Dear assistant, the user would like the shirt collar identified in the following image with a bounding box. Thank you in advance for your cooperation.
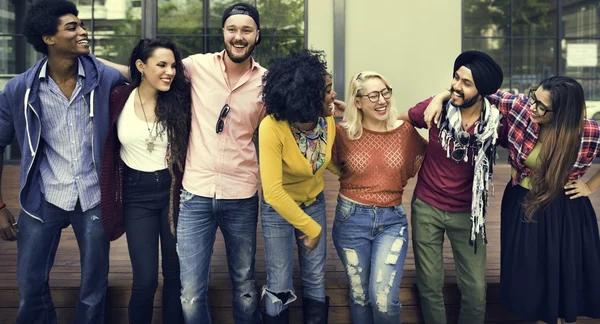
[39,58,86,80]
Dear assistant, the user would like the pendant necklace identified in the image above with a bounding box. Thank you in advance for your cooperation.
[138,89,162,153]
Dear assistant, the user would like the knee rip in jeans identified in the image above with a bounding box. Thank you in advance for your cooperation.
[375,270,397,313]
[342,248,367,306]
[236,280,258,311]
[180,295,198,307]
[261,285,297,313]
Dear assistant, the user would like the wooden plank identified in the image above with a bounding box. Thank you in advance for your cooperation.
[1,163,599,323]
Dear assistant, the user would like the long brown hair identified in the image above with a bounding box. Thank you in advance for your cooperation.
[523,76,585,220]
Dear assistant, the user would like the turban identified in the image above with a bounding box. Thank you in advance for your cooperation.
[453,50,503,96]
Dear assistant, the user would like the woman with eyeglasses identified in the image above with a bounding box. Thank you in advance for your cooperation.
[490,76,600,324]
[425,75,600,324]
[100,38,191,323]
[331,71,426,324]
[258,49,339,323]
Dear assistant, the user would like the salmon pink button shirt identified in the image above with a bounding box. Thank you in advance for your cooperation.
[182,50,267,199]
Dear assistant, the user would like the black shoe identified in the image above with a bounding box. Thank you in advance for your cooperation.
[302,296,329,324]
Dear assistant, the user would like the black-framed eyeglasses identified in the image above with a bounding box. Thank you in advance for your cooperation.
[357,87,392,103]
[451,131,471,162]
[216,104,230,134]
[528,89,554,117]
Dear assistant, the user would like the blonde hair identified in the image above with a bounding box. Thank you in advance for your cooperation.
[341,71,398,140]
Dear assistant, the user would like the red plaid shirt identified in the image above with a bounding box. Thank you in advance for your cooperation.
[487,90,600,185]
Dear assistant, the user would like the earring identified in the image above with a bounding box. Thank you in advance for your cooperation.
[141,71,144,78]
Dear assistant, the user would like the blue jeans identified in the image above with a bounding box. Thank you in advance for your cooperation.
[16,201,110,324]
[177,189,260,324]
[332,196,409,324]
[261,192,327,316]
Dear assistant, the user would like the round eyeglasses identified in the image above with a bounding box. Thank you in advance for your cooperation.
[357,87,392,103]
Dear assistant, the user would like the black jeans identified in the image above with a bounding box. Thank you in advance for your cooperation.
[123,165,182,324]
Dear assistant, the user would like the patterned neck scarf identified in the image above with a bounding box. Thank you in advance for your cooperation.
[290,117,328,174]
[437,98,502,253]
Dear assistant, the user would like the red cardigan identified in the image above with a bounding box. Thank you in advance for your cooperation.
[99,85,184,241]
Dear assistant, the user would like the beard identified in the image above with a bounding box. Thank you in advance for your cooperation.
[450,87,481,109]
[224,40,256,63]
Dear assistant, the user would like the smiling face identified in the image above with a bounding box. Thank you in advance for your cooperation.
[44,14,89,57]
[450,66,481,108]
[222,14,259,64]
[528,87,554,124]
[355,77,391,125]
[136,47,176,92]
[322,75,337,116]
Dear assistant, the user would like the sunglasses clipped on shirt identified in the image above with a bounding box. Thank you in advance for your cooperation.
[216,104,231,134]
[451,130,471,162]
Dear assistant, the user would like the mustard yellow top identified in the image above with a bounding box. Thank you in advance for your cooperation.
[511,141,541,189]
[259,115,341,239]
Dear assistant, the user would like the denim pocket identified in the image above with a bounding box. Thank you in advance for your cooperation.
[179,189,194,203]
[335,197,355,222]
[393,205,407,219]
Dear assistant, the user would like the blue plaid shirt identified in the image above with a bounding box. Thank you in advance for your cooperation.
[37,59,100,211]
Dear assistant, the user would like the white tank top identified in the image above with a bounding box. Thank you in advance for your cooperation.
[117,88,168,171]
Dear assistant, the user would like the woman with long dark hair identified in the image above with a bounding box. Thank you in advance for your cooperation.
[490,76,600,324]
[100,38,191,323]
[259,49,339,323]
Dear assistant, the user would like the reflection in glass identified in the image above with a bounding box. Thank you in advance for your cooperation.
[511,0,557,37]
[463,0,510,37]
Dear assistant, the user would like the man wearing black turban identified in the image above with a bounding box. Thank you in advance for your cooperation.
[400,50,504,324]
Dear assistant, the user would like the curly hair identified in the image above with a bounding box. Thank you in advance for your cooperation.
[128,38,192,170]
[261,49,328,123]
[24,0,79,55]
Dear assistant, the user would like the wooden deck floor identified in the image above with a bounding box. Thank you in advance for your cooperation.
[1,163,599,323]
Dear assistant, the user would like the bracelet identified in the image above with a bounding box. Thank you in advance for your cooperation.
[0,202,6,212]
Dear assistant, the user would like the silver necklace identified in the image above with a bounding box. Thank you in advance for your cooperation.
[137,89,162,153]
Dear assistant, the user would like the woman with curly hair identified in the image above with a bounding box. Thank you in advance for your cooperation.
[259,49,339,323]
[100,38,191,324]
[333,71,426,324]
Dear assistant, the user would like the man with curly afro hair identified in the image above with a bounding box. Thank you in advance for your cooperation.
[0,1,125,323]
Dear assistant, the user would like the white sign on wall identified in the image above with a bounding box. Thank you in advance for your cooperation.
[567,43,598,67]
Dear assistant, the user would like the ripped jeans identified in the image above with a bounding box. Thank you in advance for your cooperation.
[261,192,327,316]
[332,195,409,324]
[177,189,261,324]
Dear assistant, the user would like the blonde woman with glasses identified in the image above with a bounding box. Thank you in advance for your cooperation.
[332,71,426,323]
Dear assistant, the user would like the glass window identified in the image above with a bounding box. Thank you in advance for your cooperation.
[463,0,599,102]
[157,0,305,67]
[2,0,306,162]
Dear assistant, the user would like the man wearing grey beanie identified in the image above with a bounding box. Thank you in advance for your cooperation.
[399,50,504,324]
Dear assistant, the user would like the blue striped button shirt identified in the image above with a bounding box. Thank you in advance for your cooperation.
[38,59,100,212]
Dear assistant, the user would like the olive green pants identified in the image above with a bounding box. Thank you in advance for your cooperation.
[411,197,487,324]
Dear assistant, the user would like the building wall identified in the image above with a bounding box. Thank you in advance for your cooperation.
[308,0,462,112]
